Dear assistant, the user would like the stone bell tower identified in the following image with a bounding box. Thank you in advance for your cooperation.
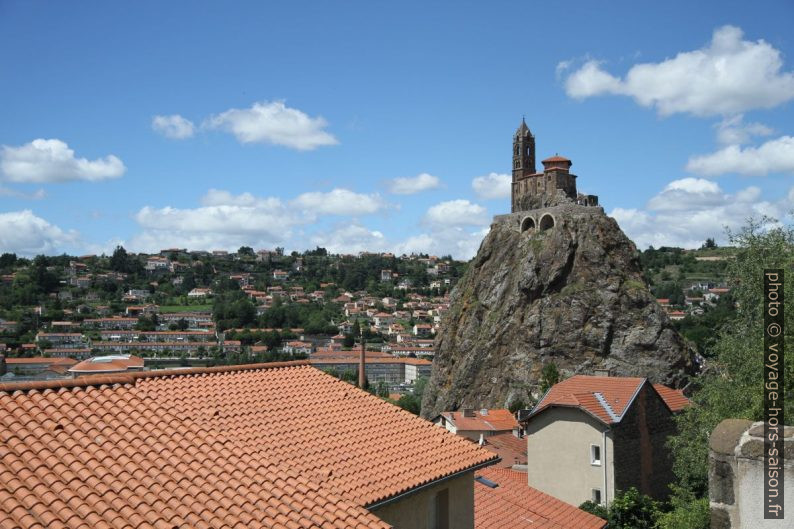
[512,118,536,212]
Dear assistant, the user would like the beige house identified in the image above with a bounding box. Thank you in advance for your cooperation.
[523,375,689,507]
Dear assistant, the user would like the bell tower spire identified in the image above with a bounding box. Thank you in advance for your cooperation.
[512,118,536,212]
[513,118,536,176]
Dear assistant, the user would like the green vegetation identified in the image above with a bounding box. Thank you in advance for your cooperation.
[579,488,659,529]
[539,362,561,394]
[396,376,428,415]
[663,219,794,526]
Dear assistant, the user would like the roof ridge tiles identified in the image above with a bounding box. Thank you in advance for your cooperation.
[0,361,310,394]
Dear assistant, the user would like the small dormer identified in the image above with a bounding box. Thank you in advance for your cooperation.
[542,155,572,173]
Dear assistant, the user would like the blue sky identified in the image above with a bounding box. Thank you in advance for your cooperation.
[1,1,793,258]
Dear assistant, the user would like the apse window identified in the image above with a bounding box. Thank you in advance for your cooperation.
[590,444,601,466]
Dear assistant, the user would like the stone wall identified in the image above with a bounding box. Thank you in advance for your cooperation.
[709,419,793,528]
[612,384,677,501]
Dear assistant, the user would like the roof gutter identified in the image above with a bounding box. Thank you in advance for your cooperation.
[366,457,500,511]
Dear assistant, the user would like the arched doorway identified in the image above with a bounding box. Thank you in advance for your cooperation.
[539,214,555,231]
[520,216,536,232]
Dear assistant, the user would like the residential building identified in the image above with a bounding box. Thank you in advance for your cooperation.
[0,357,77,380]
[413,323,433,337]
[523,375,689,507]
[310,356,432,384]
[145,256,170,271]
[434,409,520,442]
[0,362,497,528]
[82,317,138,330]
[284,340,314,355]
[35,332,88,351]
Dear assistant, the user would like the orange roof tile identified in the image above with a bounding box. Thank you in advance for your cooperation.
[482,432,527,467]
[68,354,145,374]
[541,155,571,163]
[442,409,519,432]
[0,361,497,528]
[475,467,606,529]
[531,376,688,424]
[4,357,77,366]
[652,384,691,412]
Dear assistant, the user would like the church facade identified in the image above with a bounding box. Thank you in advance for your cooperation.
[511,119,598,213]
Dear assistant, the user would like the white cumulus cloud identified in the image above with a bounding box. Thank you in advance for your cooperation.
[563,25,794,116]
[714,115,773,145]
[130,198,300,253]
[291,188,385,216]
[394,226,490,260]
[152,114,196,139]
[203,100,338,150]
[0,139,125,183]
[310,224,388,255]
[686,135,794,176]
[0,210,79,256]
[471,172,511,200]
[611,178,793,249]
[387,173,441,194]
[425,199,488,226]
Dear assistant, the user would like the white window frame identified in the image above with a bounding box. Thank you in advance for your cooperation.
[592,488,602,504]
[590,444,601,466]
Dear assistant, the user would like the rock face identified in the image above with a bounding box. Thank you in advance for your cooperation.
[421,202,695,419]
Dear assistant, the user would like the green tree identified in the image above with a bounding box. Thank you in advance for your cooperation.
[655,486,709,529]
[669,219,794,498]
[0,253,17,269]
[607,488,659,529]
[539,362,560,393]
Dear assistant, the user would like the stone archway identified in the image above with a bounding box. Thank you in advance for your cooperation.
[539,213,555,231]
[520,216,536,232]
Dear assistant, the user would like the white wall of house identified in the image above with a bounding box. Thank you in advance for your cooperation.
[525,407,615,507]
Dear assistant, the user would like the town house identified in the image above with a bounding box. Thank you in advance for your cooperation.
[522,375,689,507]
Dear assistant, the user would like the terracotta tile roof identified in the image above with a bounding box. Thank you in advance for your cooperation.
[4,357,77,366]
[1,361,496,528]
[541,155,571,163]
[531,376,689,424]
[481,432,527,467]
[652,384,690,412]
[68,354,145,374]
[442,409,519,432]
[475,467,607,529]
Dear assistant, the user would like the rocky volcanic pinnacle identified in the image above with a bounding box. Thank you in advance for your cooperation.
[421,203,695,419]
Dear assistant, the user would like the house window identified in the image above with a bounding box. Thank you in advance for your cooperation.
[592,488,602,504]
[590,444,601,466]
[429,488,449,529]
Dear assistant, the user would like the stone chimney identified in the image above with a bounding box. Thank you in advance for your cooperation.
[594,368,611,377]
